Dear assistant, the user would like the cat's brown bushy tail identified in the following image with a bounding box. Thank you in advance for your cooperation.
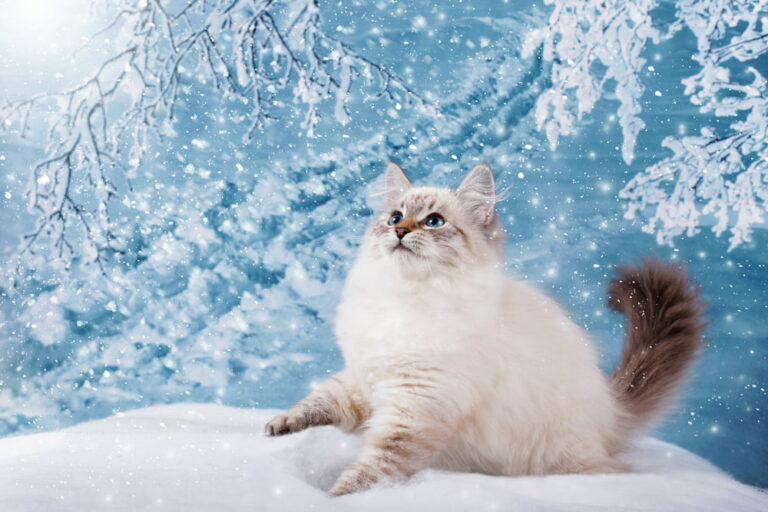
[607,259,707,450]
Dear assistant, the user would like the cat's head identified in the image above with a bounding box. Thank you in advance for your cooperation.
[363,162,504,276]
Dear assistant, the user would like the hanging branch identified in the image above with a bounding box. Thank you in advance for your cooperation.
[522,0,660,165]
[0,0,436,272]
[525,0,768,249]
[622,0,768,250]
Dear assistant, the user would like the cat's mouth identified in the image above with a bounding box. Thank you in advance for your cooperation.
[392,242,414,254]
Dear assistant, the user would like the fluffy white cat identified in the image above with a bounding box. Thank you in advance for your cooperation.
[265,162,706,496]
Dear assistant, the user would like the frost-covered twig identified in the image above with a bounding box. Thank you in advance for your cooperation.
[522,0,660,165]
[622,0,768,249]
[526,0,768,249]
[0,0,434,271]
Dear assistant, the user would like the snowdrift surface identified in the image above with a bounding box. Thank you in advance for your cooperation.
[1,404,765,511]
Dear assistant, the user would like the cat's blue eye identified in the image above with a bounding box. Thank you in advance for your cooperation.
[388,212,403,226]
[424,213,445,228]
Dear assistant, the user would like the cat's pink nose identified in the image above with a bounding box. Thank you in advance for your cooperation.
[395,226,410,239]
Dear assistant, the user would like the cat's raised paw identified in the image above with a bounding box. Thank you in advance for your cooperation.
[264,411,308,436]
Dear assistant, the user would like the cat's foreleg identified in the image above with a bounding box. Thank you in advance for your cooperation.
[264,371,368,436]
[328,396,456,496]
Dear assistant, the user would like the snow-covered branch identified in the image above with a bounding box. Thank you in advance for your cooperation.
[0,0,433,271]
[623,0,768,250]
[527,0,768,249]
[522,0,660,165]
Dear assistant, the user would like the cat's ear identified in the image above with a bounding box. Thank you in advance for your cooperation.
[383,161,412,204]
[457,163,496,225]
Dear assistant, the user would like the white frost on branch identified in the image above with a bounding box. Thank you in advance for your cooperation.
[527,0,768,249]
[622,69,768,250]
[0,0,433,271]
[522,0,659,165]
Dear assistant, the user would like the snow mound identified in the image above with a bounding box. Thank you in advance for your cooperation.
[0,404,765,511]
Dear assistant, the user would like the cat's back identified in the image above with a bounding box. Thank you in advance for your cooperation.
[488,276,615,431]
[495,276,604,380]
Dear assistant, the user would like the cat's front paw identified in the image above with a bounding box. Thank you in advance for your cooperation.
[264,410,309,436]
[328,462,381,496]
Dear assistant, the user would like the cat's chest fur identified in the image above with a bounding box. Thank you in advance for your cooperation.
[335,253,504,368]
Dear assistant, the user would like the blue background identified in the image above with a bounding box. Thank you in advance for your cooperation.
[0,1,765,488]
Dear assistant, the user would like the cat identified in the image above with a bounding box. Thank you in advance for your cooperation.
[265,162,706,496]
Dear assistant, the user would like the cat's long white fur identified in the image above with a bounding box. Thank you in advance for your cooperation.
[265,162,706,496]
[336,240,618,476]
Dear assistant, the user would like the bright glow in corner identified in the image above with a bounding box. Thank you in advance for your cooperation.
[0,0,93,59]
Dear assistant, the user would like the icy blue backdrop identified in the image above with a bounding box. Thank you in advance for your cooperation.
[0,1,765,488]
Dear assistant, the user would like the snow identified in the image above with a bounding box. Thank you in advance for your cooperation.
[0,0,766,493]
[1,404,766,512]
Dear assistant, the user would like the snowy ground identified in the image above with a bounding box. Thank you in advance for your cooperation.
[1,404,765,511]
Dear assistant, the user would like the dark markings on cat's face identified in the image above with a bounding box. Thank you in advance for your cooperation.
[365,186,500,275]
